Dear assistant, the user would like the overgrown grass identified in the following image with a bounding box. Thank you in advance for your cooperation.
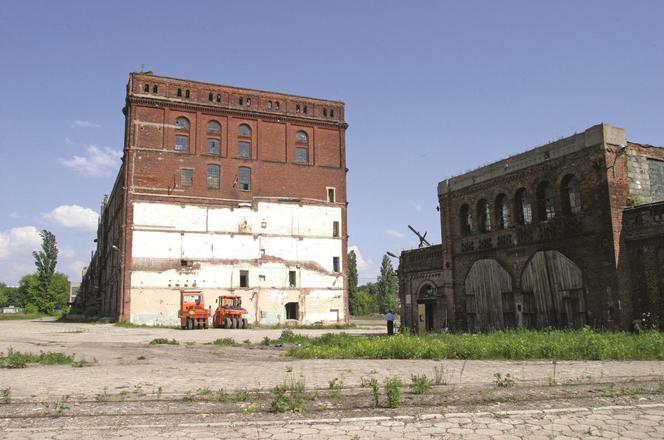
[257,322,355,330]
[284,328,664,360]
[0,348,75,368]
[0,313,48,321]
[211,338,239,347]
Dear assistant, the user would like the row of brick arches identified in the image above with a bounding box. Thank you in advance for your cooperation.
[464,251,586,331]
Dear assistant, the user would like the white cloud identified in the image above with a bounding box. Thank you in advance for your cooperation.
[59,145,121,177]
[0,226,42,260]
[72,120,101,128]
[385,228,405,239]
[59,245,76,259]
[43,205,98,232]
[348,245,377,283]
[66,260,87,281]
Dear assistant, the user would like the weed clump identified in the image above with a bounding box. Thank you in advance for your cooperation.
[270,382,306,413]
[384,377,402,408]
[409,374,433,394]
[211,338,239,347]
[149,338,179,345]
[0,348,75,368]
[1,388,10,404]
[494,373,515,388]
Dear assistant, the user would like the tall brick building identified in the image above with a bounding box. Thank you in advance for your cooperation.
[399,124,664,332]
[75,72,349,325]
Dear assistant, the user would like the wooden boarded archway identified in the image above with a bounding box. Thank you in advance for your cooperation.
[521,250,586,329]
[464,259,513,331]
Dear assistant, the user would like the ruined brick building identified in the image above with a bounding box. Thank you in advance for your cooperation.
[399,124,664,332]
[74,72,349,325]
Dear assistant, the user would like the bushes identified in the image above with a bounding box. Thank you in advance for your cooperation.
[1,348,75,368]
[286,329,664,360]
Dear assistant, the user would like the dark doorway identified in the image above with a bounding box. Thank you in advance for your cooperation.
[285,302,299,320]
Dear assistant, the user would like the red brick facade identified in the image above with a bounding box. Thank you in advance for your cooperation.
[74,72,349,322]
[399,124,664,332]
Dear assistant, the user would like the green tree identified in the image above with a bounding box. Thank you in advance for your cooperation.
[18,274,40,312]
[376,255,399,314]
[347,250,359,315]
[29,229,58,313]
[354,283,381,315]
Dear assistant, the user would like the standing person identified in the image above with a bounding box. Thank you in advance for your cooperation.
[386,310,394,336]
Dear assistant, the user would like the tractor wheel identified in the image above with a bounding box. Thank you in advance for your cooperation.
[232,317,239,329]
[225,317,232,329]
[241,318,248,329]
[187,318,193,330]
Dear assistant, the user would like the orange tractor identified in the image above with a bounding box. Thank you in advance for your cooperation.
[178,290,211,330]
[212,295,249,329]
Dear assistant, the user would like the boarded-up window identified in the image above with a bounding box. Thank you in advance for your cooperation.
[207,164,220,189]
[649,159,664,201]
[181,169,193,188]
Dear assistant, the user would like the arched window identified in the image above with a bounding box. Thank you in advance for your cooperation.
[175,117,190,152]
[537,181,555,221]
[143,84,149,92]
[237,167,251,191]
[207,164,220,189]
[238,124,252,158]
[275,101,280,110]
[495,194,510,229]
[295,131,309,164]
[561,175,582,215]
[460,204,472,236]
[267,100,272,109]
[515,188,532,225]
[477,199,491,233]
[216,94,221,103]
[207,121,221,133]
[175,117,189,130]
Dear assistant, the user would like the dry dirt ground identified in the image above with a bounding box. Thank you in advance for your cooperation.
[1,318,664,439]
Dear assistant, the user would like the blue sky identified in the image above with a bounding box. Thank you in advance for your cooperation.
[0,0,662,285]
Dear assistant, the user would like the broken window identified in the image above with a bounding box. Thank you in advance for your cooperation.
[237,167,251,191]
[515,188,532,225]
[267,100,272,109]
[239,97,243,105]
[303,105,308,114]
[477,199,491,233]
[246,97,251,106]
[285,302,299,320]
[208,92,213,102]
[207,139,220,155]
[495,194,510,229]
[239,270,249,288]
[333,221,340,237]
[333,256,341,272]
[152,84,158,93]
[296,131,308,144]
[327,187,336,203]
[180,168,193,188]
[275,101,280,110]
[208,120,221,133]
[177,88,182,97]
[185,89,190,98]
[175,135,189,152]
[207,164,220,189]
[459,204,472,236]
[323,108,328,117]
[143,84,149,92]
[175,117,189,130]
[289,270,296,287]
[216,94,221,103]
[561,175,582,215]
[296,104,301,113]
[537,181,555,221]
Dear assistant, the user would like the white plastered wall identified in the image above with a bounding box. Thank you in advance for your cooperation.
[129,201,345,325]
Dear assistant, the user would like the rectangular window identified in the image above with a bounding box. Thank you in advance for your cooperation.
[332,221,339,238]
[238,141,251,158]
[649,159,664,201]
[207,139,220,155]
[175,135,189,152]
[327,187,336,203]
[207,164,220,189]
[333,256,340,273]
[295,147,308,164]
[239,270,249,288]
[180,168,193,188]
[237,167,251,191]
[289,270,296,287]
